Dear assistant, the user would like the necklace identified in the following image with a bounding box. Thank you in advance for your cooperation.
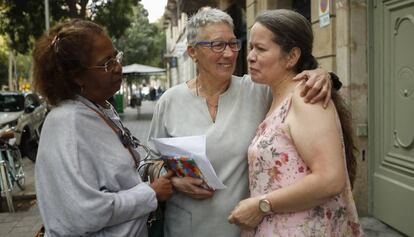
[195,78,219,110]
[196,78,199,96]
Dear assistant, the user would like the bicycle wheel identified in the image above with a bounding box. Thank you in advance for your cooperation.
[0,160,15,212]
[10,148,25,190]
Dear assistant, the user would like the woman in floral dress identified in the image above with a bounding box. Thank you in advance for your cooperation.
[228,10,363,236]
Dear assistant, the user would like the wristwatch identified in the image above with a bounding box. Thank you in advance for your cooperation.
[258,195,273,215]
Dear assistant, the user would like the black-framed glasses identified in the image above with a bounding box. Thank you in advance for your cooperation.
[87,51,123,72]
[193,39,242,53]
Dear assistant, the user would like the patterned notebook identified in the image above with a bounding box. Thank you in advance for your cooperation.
[162,156,210,188]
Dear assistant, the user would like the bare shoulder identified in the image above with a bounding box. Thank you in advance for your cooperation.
[290,84,335,119]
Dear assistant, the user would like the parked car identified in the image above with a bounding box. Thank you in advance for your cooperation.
[0,92,48,161]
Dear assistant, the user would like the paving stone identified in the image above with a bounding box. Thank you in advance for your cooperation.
[2,215,23,223]
[0,213,10,222]
[15,216,40,227]
[8,225,34,233]
[31,221,43,232]
[7,224,38,237]
[0,221,17,236]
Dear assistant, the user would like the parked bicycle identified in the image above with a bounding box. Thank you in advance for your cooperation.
[0,127,25,212]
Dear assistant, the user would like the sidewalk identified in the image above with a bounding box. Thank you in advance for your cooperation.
[0,100,408,236]
[0,141,41,237]
[0,203,42,237]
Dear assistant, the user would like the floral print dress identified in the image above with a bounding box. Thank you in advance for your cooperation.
[247,95,363,237]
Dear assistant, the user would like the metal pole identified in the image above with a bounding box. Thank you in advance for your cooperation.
[13,56,18,91]
[8,52,13,91]
[44,0,50,33]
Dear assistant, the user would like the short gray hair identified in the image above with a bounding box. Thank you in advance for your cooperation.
[187,7,234,44]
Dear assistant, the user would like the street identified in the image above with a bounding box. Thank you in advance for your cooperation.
[0,101,407,237]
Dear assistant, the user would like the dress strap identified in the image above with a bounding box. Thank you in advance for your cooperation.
[279,95,293,123]
[280,81,306,123]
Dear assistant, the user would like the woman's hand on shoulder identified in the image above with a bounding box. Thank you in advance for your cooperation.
[171,176,214,199]
[293,68,332,108]
[291,83,333,112]
[150,170,174,201]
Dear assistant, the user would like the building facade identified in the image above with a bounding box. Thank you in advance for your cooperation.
[162,0,414,235]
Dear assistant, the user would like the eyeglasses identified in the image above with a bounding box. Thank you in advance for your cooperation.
[87,51,123,72]
[193,39,242,53]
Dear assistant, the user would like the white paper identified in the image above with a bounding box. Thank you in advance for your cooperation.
[151,135,226,190]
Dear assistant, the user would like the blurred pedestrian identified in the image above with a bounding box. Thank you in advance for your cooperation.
[33,19,173,236]
[149,87,156,101]
[156,86,164,99]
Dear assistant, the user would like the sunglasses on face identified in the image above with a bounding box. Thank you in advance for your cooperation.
[193,39,242,53]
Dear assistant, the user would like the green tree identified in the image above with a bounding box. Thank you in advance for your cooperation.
[115,3,165,67]
[0,0,165,89]
[0,0,136,54]
[93,0,135,39]
[0,0,46,54]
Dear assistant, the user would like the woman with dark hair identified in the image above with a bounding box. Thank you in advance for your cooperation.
[228,9,363,236]
[33,19,173,236]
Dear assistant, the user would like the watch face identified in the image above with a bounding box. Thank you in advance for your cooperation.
[259,199,271,213]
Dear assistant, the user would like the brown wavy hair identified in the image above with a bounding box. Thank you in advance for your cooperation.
[255,9,357,188]
[32,19,105,106]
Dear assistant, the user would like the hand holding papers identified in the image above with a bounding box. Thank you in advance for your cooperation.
[151,135,226,190]
[163,156,211,189]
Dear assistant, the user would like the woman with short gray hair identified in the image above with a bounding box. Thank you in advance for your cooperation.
[149,7,336,237]
[186,7,234,44]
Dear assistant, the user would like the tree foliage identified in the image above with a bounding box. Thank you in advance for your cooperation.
[114,4,165,67]
[0,0,46,54]
[0,0,136,54]
[0,0,166,88]
[93,0,135,39]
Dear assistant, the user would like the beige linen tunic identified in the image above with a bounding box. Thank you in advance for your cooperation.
[148,75,272,237]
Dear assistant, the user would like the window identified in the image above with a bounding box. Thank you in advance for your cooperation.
[0,94,25,112]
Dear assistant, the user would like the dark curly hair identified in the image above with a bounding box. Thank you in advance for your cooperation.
[32,19,105,106]
[255,9,357,188]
